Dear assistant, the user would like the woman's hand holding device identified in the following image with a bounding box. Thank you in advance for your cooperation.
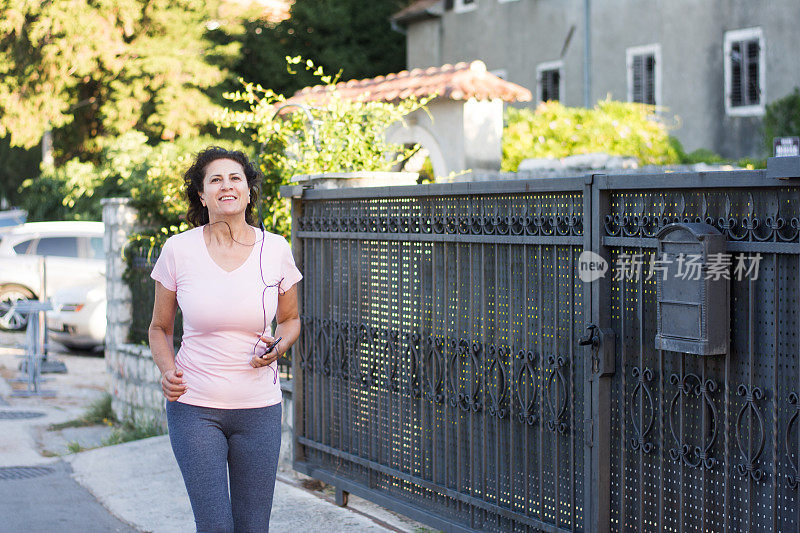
[250,333,283,368]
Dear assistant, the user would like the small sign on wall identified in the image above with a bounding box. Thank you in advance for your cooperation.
[774,136,800,157]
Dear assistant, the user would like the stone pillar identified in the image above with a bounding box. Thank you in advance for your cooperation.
[102,198,137,355]
[102,198,141,422]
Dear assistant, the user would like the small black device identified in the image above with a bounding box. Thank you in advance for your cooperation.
[261,336,282,357]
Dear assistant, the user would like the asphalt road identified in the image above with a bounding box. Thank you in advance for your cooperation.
[0,331,139,533]
[0,460,138,533]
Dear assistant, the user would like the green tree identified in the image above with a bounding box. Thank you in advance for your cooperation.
[0,0,238,161]
[236,0,409,97]
[0,139,39,206]
[16,131,251,225]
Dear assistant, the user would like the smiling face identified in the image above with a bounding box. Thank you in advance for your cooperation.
[199,158,251,221]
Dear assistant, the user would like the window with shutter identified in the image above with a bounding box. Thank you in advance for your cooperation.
[454,0,477,13]
[541,70,560,102]
[536,61,563,103]
[626,44,661,106]
[724,28,765,116]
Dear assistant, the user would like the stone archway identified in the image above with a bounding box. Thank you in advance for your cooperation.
[387,123,448,179]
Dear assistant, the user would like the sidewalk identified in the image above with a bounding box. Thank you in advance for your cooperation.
[65,435,403,533]
[0,337,428,533]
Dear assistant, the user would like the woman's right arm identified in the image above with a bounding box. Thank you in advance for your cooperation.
[148,281,187,401]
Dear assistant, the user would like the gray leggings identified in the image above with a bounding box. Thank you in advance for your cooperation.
[166,401,282,533]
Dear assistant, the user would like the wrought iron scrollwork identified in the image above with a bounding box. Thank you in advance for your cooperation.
[309,317,328,375]
[354,324,379,386]
[509,208,526,236]
[735,384,767,482]
[718,194,748,241]
[299,315,313,372]
[485,345,509,419]
[446,338,464,405]
[668,373,719,470]
[514,349,539,425]
[786,393,800,489]
[555,197,580,236]
[600,191,800,243]
[545,355,569,434]
[302,196,585,237]
[446,339,482,412]
[628,367,656,453]
[603,213,623,237]
[405,332,422,399]
[619,198,659,238]
[423,335,445,404]
[531,202,555,237]
[331,321,349,379]
[457,341,483,412]
[382,329,401,393]
[388,214,401,233]
[445,214,458,234]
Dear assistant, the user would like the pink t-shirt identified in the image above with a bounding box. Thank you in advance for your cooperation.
[150,226,302,409]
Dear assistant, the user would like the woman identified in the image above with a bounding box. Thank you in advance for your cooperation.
[148,147,301,533]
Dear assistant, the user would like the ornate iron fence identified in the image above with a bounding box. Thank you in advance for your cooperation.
[290,170,800,532]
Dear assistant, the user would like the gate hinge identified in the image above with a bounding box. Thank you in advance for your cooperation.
[584,418,593,447]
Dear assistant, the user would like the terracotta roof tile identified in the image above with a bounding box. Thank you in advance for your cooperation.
[285,60,532,106]
[392,0,441,23]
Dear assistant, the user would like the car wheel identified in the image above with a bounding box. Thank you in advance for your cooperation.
[0,285,35,331]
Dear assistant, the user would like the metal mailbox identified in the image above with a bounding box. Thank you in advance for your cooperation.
[654,223,729,355]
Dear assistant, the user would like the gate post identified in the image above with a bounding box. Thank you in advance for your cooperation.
[583,175,613,533]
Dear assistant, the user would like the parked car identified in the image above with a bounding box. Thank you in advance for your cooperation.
[0,221,105,330]
[0,209,27,228]
[46,283,106,350]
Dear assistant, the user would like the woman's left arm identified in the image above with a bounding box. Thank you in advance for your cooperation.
[251,285,300,368]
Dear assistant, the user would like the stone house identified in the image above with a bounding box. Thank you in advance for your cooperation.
[392,0,800,159]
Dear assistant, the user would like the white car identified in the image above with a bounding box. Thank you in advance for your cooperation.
[0,221,105,331]
[47,283,106,350]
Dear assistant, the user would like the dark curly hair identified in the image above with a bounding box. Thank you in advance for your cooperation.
[184,147,262,228]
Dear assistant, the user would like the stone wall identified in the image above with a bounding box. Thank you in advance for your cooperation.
[101,198,160,426]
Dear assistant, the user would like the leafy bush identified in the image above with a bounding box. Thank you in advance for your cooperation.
[217,57,428,237]
[669,135,766,169]
[502,99,679,171]
[683,148,727,165]
[763,88,800,155]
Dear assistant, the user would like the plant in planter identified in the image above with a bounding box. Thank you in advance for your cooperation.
[217,57,429,236]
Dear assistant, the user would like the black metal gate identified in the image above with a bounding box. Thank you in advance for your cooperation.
[594,172,800,531]
[288,170,800,532]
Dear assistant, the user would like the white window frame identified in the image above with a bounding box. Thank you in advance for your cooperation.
[536,60,563,104]
[454,0,478,13]
[724,27,765,117]
[626,43,662,106]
